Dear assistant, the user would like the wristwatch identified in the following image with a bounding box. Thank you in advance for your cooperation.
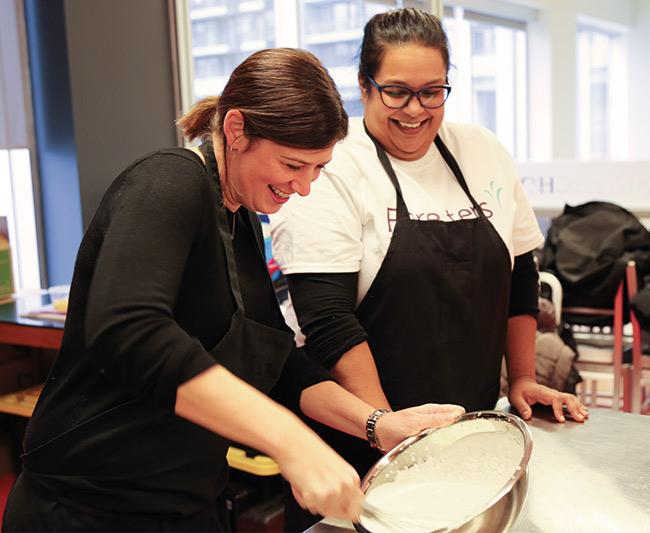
[366,408,391,452]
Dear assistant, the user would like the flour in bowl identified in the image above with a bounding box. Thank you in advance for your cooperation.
[360,423,524,532]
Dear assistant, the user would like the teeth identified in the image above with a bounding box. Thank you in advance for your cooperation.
[269,184,290,199]
[398,121,423,129]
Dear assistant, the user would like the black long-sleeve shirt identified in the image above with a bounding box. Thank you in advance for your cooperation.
[287,251,539,369]
[22,147,330,516]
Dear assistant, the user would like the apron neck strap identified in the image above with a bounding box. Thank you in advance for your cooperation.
[363,121,409,217]
[433,135,485,216]
[363,120,486,218]
[199,141,246,316]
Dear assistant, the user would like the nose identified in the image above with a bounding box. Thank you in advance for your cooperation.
[290,167,322,197]
[290,174,312,197]
[404,94,425,115]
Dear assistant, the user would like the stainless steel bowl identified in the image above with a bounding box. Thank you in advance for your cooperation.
[355,411,533,533]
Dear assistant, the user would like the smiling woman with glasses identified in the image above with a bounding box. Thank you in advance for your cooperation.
[271,9,588,530]
[367,76,452,109]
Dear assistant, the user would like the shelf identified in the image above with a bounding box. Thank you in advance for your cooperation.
[0,383,42,418]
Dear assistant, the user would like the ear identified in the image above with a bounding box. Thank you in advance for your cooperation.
[223,109,248,150]
[358,72,368,102]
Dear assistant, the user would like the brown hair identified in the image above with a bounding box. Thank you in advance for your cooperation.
[359,8,450,93]
[178,48,348,149]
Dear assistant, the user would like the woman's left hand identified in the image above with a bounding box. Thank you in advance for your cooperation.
[508,376,589,423]
[375,403,466,453]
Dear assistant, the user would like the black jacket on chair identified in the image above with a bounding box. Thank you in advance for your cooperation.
[540,201,650,322]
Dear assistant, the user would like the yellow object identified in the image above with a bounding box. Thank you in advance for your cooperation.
[48,285,70,311]
[226,446,280,476]
[52,298,68,311]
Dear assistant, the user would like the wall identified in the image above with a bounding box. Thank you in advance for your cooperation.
[24,0,180,285]
[64,0,180,228]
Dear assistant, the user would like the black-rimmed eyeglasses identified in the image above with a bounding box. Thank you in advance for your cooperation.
[367,77,452,109]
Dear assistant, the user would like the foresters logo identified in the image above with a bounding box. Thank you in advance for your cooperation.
[386,202,494,232]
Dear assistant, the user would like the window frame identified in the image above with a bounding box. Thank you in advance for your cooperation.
[576,22,628,161]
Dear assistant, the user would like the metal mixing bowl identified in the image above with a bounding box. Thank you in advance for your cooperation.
[355,411,533,533]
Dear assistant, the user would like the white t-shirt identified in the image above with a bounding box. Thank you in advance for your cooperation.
[270,117,544,307]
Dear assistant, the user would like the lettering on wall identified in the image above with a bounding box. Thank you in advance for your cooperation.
[516,161,650,211]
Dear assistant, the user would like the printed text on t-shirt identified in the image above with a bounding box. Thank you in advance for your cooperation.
[386,202,493,232]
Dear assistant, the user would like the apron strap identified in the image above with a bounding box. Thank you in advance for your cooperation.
[363,121,410,219]
[363,120,487,219]
[199,141,246,316]
[433,135,486,217]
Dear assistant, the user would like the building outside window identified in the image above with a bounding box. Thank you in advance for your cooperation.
[189,0,277,100]
[186,0,397,114]
[299,0,393,117]
[182,1,529,160]
[442,6,528,160]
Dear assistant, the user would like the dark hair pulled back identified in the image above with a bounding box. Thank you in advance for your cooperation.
[178,48,348,150]
[359,8,450,91]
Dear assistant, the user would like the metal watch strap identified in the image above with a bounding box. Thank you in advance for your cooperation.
[366,409,390,451]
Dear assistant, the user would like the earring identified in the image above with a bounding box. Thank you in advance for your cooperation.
[230,144,238,153]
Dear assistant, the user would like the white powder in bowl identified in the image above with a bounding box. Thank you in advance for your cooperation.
[360,423,524,533]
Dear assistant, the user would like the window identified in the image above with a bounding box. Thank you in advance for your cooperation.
[299,1,393,117]
[179,2,529,156]
[442,6,528,160]
[188,0,277,100]
[576,25,627,160]
[0,0,41,292]
[180,1,529,156]
[181,0,396,115]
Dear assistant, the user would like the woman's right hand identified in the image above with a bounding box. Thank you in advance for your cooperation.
[177,367,364,521]
[375,403,465,452]
[274,428,363,522]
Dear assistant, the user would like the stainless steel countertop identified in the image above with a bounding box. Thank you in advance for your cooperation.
[306,403,650,532]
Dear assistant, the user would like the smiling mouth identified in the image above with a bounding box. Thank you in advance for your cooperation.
[269,184,290,199]
[394,119,427,129]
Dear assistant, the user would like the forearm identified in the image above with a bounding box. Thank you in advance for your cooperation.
[177,365,367,521]
[505,314,537,384]
[330,342,391,409]
[301,380,466,453]
[175,365,308,461]
[300,380,375,440]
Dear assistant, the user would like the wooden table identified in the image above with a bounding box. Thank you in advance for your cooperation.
[0,298,63,350]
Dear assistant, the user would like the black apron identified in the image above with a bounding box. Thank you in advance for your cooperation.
[309,128,512,477]
[4,143,294,532]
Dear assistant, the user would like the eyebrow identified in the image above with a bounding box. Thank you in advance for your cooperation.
[281,156,332,166]
[381,78,447,87]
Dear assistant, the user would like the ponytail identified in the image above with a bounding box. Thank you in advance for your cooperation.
[177,96,220,142]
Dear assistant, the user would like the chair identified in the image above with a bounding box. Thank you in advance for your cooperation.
[624,262,650,414]
[540,263,642,412]
[538,201,650,412]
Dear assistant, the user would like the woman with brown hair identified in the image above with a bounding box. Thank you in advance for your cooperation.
[2,48,463,532]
